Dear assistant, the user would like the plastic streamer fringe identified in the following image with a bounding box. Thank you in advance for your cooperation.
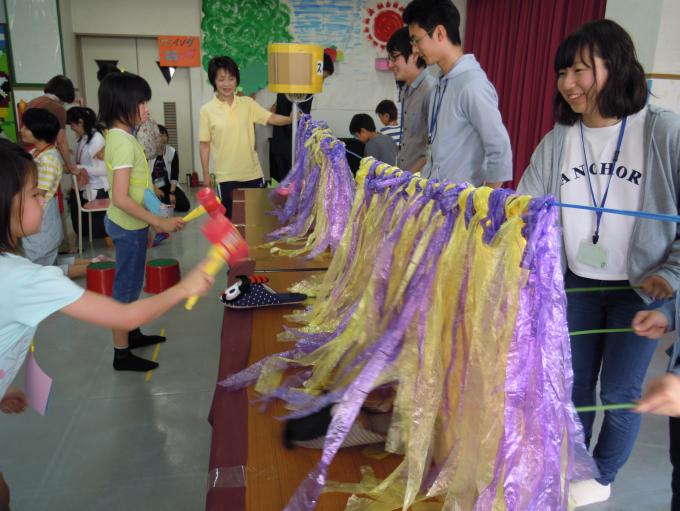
[221,157,596,510]
[264,114,356,259]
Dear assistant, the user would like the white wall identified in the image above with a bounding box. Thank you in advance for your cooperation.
[605,0,680,75]
[652,0,680,74]
[58,0,79,90]
[605,0,662,73]
[606,0,680,114]
[69,0,201,37]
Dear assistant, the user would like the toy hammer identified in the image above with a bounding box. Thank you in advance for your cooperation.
[182,187,226,223]
[185,215,249,310]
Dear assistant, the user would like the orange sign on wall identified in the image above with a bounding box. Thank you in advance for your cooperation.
[158,36,201,67]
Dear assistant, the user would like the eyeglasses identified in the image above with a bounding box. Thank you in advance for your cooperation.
[387,53,402,63]
[410,28,435,47]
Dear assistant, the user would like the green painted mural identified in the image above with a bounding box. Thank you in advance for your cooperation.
[201,0,293,95]
[0,25,17,142]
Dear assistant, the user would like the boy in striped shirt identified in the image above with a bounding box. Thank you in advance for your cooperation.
[20,109,67,270]
[375,99,401,146]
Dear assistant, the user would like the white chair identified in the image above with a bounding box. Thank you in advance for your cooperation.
[71,174,109,255]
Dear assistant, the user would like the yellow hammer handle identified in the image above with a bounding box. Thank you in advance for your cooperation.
[185,245,227,310]
[182,205,207,223]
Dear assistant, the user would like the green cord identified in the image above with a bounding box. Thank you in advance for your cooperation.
[569,327,634,336]
[575,403,635,413]
[566,285,639,293]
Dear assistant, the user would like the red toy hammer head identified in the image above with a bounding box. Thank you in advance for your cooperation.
[201,215,249,264]
[196,187,226,218]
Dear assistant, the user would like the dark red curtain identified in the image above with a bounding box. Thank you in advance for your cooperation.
[464,0,606,188]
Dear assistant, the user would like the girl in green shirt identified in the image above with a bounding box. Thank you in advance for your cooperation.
[99,72,185,371]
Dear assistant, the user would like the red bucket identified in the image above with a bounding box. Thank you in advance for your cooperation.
[86,261,116,296]
[144,258,181,294]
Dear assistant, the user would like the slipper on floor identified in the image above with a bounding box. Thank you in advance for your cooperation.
[220,275,307,309]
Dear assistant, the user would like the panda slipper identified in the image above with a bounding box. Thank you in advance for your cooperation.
[220,275,308,309]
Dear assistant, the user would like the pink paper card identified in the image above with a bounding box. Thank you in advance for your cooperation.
[24,351,52,416]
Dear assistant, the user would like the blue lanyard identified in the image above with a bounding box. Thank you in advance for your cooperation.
[579,116,628,245]
[399,97,404,149]
[428,78,448,145]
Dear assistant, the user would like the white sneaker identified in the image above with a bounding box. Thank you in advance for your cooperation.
[570,479,611,507]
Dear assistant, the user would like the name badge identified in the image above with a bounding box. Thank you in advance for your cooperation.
[577,240,608,269]
[153,176,169,189]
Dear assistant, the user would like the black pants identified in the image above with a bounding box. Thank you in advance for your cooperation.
[157,184,191,213]
[270,152,292,183]
[671,417,680,510]
[218,178,264,218]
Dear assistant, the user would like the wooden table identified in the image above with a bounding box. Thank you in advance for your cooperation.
[206,272,401,511]
[234,189,333,273]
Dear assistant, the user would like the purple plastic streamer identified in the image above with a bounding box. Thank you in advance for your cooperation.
[267,115,356,258]
[222,167,596,509]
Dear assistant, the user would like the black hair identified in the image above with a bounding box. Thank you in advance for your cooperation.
[97,72,152,128]
[386,27,427,69]
[349,113,376,134]
[0,139,37,253]
[97,63,121,83]
[403,0,461,46]
[22,108,60,144]
[375,100,398,121]
[323,53,334,76]
[553,19,648,125]
[44,75,76,104]
[66,106,101,143]
[157,124,168,136]
[208,56,240,91]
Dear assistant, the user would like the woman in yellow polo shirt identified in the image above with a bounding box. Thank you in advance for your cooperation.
[199,56,291,218]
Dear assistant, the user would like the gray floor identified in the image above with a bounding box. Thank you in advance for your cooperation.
[0,194,676,510]
[1,196,224,511]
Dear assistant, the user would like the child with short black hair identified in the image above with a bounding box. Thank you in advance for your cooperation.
[98,71,186,371]
[349,113,398,165]
[0,139,214,511]
[19,108,65,269]
[375,99,401,145]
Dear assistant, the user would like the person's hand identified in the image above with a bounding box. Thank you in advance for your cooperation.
[0,385,28,414]
[177,259,216,298]
[635,374,680,416]
[641,275,673,299]
[66,162,79,175]
[154,187,164,199]
[632,310,669,338]
[270,102,277,113]
[155,217,185,233]
[169,192,176,206]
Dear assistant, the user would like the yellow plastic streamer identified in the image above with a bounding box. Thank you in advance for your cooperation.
[256,156,537,509]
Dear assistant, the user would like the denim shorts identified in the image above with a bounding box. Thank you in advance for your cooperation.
[105,216,148,304]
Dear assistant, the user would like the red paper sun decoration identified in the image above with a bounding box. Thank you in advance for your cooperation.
[363,2,405,50]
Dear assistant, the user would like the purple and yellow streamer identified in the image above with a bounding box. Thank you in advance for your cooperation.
[222,157,596,510]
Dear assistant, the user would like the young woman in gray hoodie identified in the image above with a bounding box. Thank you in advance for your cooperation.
[518,19,680,508]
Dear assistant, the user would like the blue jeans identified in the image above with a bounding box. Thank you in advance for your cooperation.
[105,216,148,304]
[566,271,662,484]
